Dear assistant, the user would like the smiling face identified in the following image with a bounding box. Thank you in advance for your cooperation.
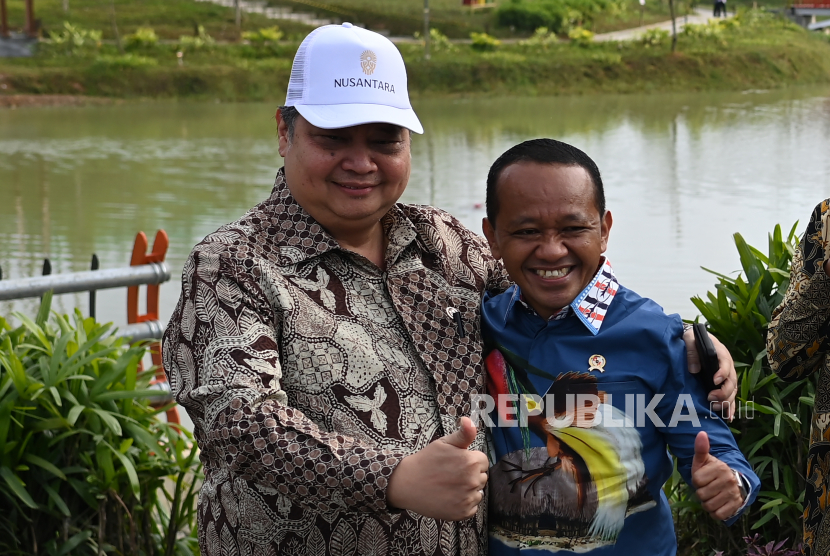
[278,110,412,241]
[482,161,612,320]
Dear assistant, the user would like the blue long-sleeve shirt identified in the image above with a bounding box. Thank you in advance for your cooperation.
[482,261,758,555]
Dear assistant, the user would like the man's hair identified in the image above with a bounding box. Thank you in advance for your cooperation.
[486,138,605,226]
[277,105,413,145]
[279,105,300,140]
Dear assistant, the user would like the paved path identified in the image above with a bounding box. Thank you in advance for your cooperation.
[594,7,732,42]
[0,34,36,57]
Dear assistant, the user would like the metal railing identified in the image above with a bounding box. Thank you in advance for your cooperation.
[0,262,170,302]
[0,231,179,421]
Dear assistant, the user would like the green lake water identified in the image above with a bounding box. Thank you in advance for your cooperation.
[2,87,830,327]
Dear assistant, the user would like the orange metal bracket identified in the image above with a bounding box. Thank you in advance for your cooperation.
[128,230,180,425]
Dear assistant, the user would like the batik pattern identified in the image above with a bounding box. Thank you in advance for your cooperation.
[767,199,830,556]
[163,169,510,556]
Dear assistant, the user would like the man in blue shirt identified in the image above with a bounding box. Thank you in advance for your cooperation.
[479,139,758,555]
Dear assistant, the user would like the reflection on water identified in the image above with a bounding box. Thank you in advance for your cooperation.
[1,88,830,326]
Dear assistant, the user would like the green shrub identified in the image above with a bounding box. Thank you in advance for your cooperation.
[497,0,565,33]
[414,28,456,53]
[179,25,215,52]
[496,0,622,34]
[471,32,502,51]
[124,27,159,51]
[568,26,595,46]
[93,54,159,69]
[518,26,559,49]
[46,22,102,56]
[668,223,807,555]
[0,292,202,555]
[639,27,670,47]
[681,21,724,40]
[242,25,284,44]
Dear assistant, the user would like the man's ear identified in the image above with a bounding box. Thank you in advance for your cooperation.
[277,109,290,157]
[482,217,502,260]
[600,210,613,253]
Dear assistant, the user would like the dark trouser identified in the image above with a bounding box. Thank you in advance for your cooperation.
[713,1,726,16]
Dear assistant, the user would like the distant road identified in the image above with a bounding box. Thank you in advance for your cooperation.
[593,8,733,42]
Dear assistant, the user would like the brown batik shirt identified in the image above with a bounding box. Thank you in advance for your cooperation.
[767,199,830,556]
[163,169,509,556]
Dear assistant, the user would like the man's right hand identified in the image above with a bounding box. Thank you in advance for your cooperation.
[386,416,488,521]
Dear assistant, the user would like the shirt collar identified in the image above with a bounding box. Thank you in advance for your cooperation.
[262,167,419,266]
[509,257,619,336]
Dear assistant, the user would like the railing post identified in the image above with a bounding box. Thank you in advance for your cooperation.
[24,0,35,38]
[128,231,179,425]
[89,254,99,319]
[0,0,9,40]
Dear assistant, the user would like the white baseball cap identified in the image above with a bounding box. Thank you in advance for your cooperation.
[285,23,424,134]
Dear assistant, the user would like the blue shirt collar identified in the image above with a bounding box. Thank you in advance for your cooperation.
[505,257,620,336]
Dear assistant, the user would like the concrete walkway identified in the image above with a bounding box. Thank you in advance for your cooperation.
[594,7,732,42]
[0,34,36,57]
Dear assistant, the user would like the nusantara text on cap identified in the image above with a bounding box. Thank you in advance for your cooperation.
[333,78,395,93]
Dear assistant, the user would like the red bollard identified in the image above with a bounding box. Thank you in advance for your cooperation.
[128,230,180,425]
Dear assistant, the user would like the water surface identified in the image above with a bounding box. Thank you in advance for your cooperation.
[2,88,830,327]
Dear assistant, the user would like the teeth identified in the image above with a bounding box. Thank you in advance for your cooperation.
[536,268,568,279]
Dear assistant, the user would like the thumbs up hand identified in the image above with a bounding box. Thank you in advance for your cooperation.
[387,417,489,521]
[691,431,745,520]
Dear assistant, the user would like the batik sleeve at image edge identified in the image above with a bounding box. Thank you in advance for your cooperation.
[767,199,830,382]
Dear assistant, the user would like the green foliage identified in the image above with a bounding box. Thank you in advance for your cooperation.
[568,26,595,46]
[670,223,807,555]
[414,28,457,53]
[124,27,159,50]
[496,0,623,33]
[46,22,102,56]
[242,25,284,44]
[93,54,159,69]
[639,27,670,47]
[178,25,215,52]
[470,32,502,51]
[518,26,560,49]
[0,292,202,556]
[681,21,726,40]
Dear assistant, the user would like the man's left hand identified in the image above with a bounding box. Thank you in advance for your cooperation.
[691,432,745,520]
[684,328,737,420]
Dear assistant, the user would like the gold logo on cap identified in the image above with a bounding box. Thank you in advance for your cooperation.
[360,50,377,75]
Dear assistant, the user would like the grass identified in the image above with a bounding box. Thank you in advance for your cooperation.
[2,0,679,39]
[265,0,679,35]
[1,10,829,100]
[3,0,314,41]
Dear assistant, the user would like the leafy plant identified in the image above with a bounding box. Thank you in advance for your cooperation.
[470,32,502,51]
[568,26,595,46]
[242,25,284,44]
[125,27,159,50]
[47,22,102,55]
[669,223,807,555]
[639,27,670,47]
[0,292,201,555]
[179,25,215,52]
[414,28,456,53]
[496,0,623,33]
[518,26,559,49]
[93,54,159,69]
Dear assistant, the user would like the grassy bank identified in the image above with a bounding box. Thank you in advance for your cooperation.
[3,0,314,41]
[1,12,829,101]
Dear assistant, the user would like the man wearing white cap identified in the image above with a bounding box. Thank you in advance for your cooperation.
[163,23,738,556]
